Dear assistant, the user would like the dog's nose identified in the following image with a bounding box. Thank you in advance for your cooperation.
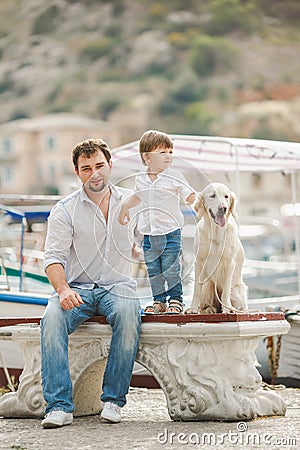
[217,205,227,215]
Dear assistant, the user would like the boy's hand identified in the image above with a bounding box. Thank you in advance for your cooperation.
[118,206,130,225]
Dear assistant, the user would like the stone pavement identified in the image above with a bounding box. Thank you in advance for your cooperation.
[1,387,299,450]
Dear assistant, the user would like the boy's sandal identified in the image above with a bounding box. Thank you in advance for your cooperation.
[165,300,183,315]
[144,302,167,315]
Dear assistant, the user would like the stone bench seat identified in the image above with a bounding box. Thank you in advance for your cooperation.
[0,312,290,421]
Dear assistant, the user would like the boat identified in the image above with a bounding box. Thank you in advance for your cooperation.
[0,201,53,387]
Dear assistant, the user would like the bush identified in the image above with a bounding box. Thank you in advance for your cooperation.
[205,0,260,35]
[257,0,300,23]
[47,84,63,103]
[167,31,199,50]
[0,74,14,94]
[97,97,121,120]
[250,121,290,141]
[32,5,60,35]
[79,38,114,62]
[169,71,209,104]
[185,102,215,134]
[16,84,29,96]
[149,2,168,19]
[189,35,236,77]
[158,97,179,115]
[9,110,29,121]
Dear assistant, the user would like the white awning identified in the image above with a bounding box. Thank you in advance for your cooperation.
[112,135,300,173]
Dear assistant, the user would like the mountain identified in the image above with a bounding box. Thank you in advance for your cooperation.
[0,0,300,144]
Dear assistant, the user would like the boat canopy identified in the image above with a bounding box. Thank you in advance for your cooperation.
[0,205,50,228]
[112,135,300,173]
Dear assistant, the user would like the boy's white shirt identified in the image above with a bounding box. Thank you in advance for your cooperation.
[134,167,195,236]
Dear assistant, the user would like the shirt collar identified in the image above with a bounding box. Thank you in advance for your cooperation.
[143,167,169,179]
[79,183,122,203]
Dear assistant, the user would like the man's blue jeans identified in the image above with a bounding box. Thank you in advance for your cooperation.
[143,228,183,303]
[41,285,141,414]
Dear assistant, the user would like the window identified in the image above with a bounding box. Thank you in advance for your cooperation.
[61,161,69,174]
[2,138,12,154]
[2,166,13,185]
[36,163,43,183]
[49,165,56,182]
[45,135,56,151]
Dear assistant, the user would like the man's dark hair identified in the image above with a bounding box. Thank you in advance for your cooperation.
[72,138,111,169]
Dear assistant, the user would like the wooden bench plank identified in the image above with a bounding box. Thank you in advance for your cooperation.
[0,311,285,328]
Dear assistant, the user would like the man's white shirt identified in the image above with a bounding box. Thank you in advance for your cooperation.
[44,184,136,290]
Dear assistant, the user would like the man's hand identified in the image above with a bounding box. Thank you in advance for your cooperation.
[58,286,84,310]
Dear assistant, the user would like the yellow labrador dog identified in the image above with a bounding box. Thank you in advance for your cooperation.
[186,182,248,314]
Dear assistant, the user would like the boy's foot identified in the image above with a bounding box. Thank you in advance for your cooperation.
[101,402,121,423]
[41,410,73,428]
[165,299,183,315]
[144,302,167,315]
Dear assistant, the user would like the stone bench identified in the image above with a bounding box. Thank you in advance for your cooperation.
[0,312,290,421]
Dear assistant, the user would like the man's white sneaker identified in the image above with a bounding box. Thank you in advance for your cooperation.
[41,410,73,428]
[101,402,121,423]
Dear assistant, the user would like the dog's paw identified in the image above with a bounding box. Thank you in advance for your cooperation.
[222,305,234,314]
[184,307,199,314]
[200,305,218,314]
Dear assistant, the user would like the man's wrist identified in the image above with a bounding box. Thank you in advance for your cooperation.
[56,284,71,295]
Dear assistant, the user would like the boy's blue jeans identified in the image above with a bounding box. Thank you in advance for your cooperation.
[143,228,183,303]
[41,285,141,414]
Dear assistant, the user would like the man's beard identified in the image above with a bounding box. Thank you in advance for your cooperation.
[86,179,107,192]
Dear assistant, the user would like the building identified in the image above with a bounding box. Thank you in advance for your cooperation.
[0,113,119,195]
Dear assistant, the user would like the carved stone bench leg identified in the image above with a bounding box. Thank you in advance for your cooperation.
[0,341,45,417]
[0,338,109,418]
[136,338,286,421]
[71,340,109,417]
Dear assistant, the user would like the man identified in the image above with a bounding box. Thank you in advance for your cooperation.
[41,138,141,428]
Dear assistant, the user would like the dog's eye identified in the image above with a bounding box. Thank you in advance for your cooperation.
[225,195,229,198]
[210,194,216,198]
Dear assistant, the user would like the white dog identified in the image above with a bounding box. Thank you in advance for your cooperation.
[186,183,248,314]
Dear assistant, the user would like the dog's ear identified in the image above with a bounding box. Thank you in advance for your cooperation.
[229,191,238,220]
[192,193,204,219]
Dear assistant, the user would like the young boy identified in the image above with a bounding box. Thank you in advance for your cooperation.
[119,130,196,314]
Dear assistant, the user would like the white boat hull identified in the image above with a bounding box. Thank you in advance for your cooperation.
[277,314,300,382]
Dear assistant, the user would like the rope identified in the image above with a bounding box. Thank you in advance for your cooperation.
[0,350,15,392]
[267,335,283,385]
[197,235,227,285]
[261,381,286,390]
